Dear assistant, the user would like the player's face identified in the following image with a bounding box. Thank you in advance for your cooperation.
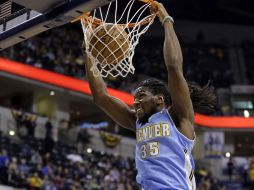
[133,87,157,124]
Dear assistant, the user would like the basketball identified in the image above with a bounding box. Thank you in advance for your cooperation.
[89,24,129,65]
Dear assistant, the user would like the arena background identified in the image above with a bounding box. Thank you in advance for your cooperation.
[0,0,254,189]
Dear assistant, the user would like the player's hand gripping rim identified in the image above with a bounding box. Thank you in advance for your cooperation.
[150,1,173,25]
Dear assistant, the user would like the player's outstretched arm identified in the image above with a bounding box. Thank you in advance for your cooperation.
[82,47,136,131]
[153,2,195,139]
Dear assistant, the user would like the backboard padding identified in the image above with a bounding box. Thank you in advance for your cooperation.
[0,0,112,51]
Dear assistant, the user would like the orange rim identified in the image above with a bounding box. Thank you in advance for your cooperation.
[71,0,157,28]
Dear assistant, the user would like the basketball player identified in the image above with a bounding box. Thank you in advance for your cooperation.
[82,1,216,189]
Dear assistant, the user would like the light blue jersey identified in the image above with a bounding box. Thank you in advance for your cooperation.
[135,109,196,190]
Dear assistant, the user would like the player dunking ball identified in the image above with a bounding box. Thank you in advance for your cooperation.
[83,1,216,190]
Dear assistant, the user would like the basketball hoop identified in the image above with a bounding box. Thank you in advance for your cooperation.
[73,0,156,78]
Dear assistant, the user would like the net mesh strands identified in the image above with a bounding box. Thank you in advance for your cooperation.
[81,0,156,78]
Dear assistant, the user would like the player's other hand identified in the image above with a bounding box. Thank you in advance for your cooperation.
[150,1,170,23]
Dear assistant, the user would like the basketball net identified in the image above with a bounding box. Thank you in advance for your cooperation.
[80,0,156,78]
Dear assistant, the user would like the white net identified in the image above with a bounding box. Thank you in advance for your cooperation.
[81,0,156,78]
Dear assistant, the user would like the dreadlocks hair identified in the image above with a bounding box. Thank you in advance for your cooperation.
[136,78,171,106]
[188,81,216,114]
[136,78,216,114]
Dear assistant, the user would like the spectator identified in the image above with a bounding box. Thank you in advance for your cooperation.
[45,119,53,140]
[249,159,254,189]
[44,120,55,153]
[27,114,37,137]
[0,149,9,168]
[0,149,9,183]
[7,157,18,185]
[41,163,54,179]
[44,175,57,190]
[18,158,31,174]
[227,157,235,180]
[27,172,43,190]
[31,151,42,165]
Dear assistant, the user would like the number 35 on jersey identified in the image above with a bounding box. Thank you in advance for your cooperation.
[140,141,160,159]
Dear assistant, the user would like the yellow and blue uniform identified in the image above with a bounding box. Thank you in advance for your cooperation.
[135,109,196,190]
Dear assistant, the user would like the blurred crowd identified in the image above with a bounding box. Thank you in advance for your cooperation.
[134,37,233,88]
[225,157,254,190]
[0,133,138,190]
[195,167,227,190]
[0,24,236,91]
[0,26,85,80]
[1,108,139,190]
